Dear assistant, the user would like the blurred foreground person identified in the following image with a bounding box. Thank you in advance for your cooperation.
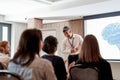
[76,34,113,80]
[8,29,56,80]
[0,41,11,68]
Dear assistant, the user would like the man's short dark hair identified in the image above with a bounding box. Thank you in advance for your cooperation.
[63,26,70,32]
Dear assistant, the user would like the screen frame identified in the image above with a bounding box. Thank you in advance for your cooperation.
[83,11,120,61]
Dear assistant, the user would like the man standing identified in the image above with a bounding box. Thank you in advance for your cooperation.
[62,26,83,66]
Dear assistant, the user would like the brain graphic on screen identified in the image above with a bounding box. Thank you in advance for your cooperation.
[102,23,120,50]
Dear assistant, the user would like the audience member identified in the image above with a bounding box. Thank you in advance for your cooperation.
[42,35,67,80]
[0,41,11,68]
[62,26,83,66]
[76,34,113,80]
[8,29,56,80]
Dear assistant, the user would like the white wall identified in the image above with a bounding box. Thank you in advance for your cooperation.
[0,15,27,58]
[11,22,27,58]
[0,15,5,21]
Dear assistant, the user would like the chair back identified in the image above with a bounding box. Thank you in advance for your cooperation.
[70,64,99,80]
[0,70,23,80]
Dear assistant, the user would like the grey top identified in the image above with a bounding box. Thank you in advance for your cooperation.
[8,56,57,80]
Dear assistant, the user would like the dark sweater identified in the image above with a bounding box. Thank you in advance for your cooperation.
[42,55,67,80]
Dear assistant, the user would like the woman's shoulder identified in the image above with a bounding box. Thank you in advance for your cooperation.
[98,59,110,65]
[36,57,51,64]
[76,59,110,65]
[54,55,63,59]
[96,59,108,63]
[53,55,65,62]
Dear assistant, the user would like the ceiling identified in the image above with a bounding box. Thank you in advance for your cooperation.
[0,0,120,23]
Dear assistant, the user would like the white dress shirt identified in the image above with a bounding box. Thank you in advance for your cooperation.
[62,33,83,56]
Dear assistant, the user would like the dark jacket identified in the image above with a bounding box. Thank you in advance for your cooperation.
[42,55,67,80]
[76,59,113,80]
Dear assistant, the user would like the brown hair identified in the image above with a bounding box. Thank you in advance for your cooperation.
[0,41,8,48]
[0,41,8,53]
[13,29,43,66]
[43,35,58,54]
[79,34,102,62]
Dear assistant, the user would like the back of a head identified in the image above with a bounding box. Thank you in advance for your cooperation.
[13,29,42,66]
[43,35,58,54]
[18,29,42,55]
[79,34,102,62]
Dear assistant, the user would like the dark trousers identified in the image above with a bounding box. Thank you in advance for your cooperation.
[68,54,78,66]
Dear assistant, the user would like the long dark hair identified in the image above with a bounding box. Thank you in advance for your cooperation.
[12,29,42,66]
[79,34,102,62]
